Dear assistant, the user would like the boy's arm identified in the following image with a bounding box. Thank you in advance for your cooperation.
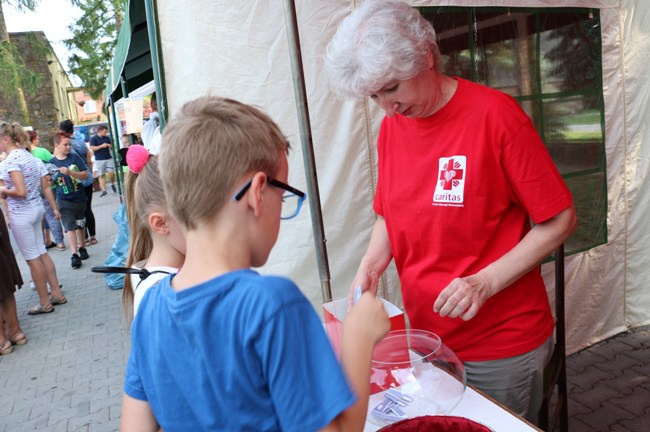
[321,293,390,432]
[120,394,158,432]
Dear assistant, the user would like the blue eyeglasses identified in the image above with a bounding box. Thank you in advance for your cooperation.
[233,176,306,220]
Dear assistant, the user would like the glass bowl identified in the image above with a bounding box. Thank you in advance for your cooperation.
[367,329,466,427]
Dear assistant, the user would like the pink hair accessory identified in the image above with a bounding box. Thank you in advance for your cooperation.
[126,145,150,174]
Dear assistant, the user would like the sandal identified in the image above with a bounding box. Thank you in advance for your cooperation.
[56,244,66,251]
[27,302,55,315]
[8,332,27,346]
[0,340,13,356]
[50,294,67,305]
[88,238,98,245]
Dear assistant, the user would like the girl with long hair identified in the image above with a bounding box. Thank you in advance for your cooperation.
[122,145,185,319]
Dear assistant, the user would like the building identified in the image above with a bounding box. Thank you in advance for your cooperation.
[0,31,79,147]
[74,91,108,125]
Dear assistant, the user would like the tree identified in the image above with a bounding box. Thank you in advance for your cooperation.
[0,0,41,123]
[64,0,126,99]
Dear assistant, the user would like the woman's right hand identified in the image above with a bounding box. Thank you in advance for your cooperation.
[344,291,390,345]
[347,269,380,307]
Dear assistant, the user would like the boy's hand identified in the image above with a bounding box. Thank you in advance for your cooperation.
[59,167,69,175]
[344,292,390,345]
[347,270,379,308]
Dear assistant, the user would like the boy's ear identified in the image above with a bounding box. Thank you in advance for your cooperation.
[149,212,170,235]
[246,172,268,218]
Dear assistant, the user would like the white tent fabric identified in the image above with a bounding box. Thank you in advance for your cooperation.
[156,0,649,355]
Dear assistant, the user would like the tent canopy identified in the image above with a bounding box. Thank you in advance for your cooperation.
[105,0,152,102]
[104,0,650,357]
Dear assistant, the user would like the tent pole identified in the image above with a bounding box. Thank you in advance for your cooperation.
[108,97,124,203]
[144,0,168,131]
[282,0,332,303]
[111,75,132,197]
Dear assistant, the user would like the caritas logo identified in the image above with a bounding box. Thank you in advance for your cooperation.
[433,156,466,207]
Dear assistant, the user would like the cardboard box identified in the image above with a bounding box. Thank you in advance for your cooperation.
[323,297,407,394]
[323,297,406,357]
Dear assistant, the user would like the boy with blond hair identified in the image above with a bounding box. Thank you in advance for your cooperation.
[120,96,390,431]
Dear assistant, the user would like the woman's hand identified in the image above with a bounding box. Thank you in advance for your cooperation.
[433,273,493,321]
[347,269,379,307]
[53,208,61,220]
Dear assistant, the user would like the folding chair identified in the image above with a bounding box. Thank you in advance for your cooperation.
[538,244,569,432]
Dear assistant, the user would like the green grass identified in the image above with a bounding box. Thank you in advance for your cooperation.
[564,110,600,125]
[562,130,603,141]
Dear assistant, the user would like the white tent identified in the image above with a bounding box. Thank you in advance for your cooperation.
[114,0,650,355]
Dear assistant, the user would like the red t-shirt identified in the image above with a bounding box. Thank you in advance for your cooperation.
[374,78,572,361]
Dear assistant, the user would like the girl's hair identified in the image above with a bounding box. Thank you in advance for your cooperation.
[122,155,166,318]
[325,0,442,98]
[26,130,38,144]
[0,122,29,149]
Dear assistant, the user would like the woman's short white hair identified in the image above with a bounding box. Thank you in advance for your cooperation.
[325,0,443,99]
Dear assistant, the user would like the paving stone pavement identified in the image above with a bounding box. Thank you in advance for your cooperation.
[1,190,128,432]
[1,188,649,431]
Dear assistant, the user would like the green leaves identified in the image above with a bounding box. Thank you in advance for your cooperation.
[0,39,42,97]
[64,0,126,99]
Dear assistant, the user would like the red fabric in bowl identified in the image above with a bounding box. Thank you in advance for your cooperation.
[377,415,493,431]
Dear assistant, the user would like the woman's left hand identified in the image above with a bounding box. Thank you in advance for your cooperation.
[53,209,61,220]
[433,274,493,321]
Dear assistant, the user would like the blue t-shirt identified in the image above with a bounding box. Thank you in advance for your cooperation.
[124,269,355,431]
[69,136,94,187]
[48,153,88,203]
[90,135,112,160]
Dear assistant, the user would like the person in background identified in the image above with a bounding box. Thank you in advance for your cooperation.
[49,133,90,269]
[120,96,390,431]
[59,120,97,245]
[0,122,67,315]
[141,93,162,155]
[118,134,131,171]
[27,131,65,251]
[122,145,185,319]
[90,125,116,197]
[0,201,26,354]
[27,130,52,162]
[121,134,132,149]
[325,0,577,423]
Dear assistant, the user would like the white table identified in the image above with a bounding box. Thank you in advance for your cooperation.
[363,368,541,432]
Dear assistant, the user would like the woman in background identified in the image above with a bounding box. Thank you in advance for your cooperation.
[0,122,67,315]
[0,206,25,354]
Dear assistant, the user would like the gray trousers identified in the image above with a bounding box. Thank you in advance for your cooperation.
[463,335,554,424]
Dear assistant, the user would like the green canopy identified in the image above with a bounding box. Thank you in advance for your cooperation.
[104,0,153,102]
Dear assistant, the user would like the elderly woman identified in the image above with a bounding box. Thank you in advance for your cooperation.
[325,0,576,423]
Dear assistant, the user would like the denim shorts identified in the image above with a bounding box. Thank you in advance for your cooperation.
[57,200,87,232]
